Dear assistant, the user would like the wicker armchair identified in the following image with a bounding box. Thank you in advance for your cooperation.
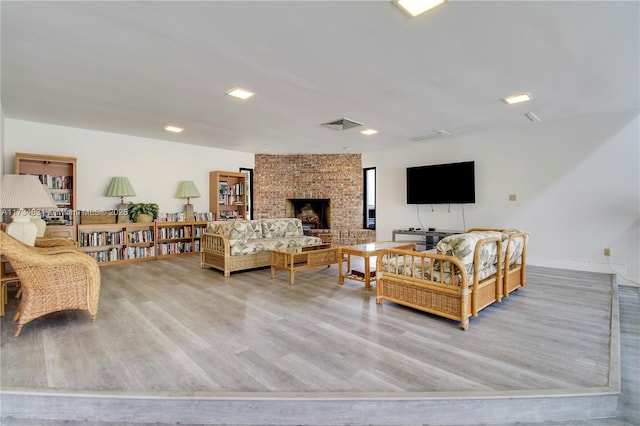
[0,230,101,337]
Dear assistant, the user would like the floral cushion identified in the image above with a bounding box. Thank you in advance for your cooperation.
[207,218,320,255]
[436,231,502,281]
[246,220,263,240]
[206,221,227,235]
[502,229,529,265]
[222,221,253,247]
[385,255,432,279]
[261,218,303,238]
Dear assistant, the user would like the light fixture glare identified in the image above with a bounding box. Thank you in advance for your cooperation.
[360,129,378,135]
[502,93,533,105]
[394,0,446,17]
[226,88,255,100]
[164,125,184,133]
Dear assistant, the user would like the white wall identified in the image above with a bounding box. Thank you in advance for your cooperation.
[5,113,639,282]
[364,110,640,282]
[0,105,5,176]
[3,119,254,216]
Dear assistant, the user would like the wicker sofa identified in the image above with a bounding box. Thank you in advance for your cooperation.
[376,230,504,330]
[200,218,323,276]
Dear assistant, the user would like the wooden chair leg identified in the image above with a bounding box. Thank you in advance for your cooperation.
[12,303,21,322]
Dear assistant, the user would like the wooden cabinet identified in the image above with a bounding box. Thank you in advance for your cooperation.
[155,221,208,258]
[77,223,155,265]
[14,152,77,241]
[209,171,247,220]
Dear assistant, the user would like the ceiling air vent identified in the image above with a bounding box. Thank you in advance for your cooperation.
[321,118,363,131]
[410,129,455,142]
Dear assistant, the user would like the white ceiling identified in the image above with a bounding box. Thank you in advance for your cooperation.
[2,1,638,154]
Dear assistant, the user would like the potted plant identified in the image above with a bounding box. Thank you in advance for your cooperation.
[127,202,159,223]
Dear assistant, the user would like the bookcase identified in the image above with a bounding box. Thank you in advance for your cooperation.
[14,152,77,240]
[77,223,156,265]
[209,171,247,220]
[155,221,208,258]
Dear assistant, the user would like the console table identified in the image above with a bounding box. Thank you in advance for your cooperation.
[392,229,462,250]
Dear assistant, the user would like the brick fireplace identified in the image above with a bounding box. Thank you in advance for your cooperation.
[253,154,375,244]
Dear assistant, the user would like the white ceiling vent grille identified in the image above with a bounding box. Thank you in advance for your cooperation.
[410,129,456,142]
[321,118,363,131]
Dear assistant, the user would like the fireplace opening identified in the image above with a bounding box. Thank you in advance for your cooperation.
[286,199,330,229]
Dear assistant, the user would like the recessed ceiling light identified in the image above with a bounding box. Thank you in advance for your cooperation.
[393,0,446,17]
[502,93,533,105]
[226,87,255,100]
[164,125,184,133]
[360,129,378,135]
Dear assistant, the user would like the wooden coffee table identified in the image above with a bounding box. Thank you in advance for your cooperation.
[339,241,416,290]
[271,244,343,284]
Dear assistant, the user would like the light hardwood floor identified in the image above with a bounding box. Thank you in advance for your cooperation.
[0,256,637,425]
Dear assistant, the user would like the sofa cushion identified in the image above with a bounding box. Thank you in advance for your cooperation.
[502,229,529,265]
[436,231,502,280]
[261,218,303,238]
[285,235,322,247]
[231,239,288,255]
[246,220,263,240]
[385,254,433,279]
[231,236,322,256]
[218,221,251,247]
[206,220,227,235]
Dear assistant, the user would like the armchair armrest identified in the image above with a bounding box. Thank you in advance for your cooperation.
[201,233,231,255]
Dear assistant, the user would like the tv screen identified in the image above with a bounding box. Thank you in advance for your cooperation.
[406,161,475,204]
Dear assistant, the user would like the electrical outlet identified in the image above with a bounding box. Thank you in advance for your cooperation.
[604,248,611,257]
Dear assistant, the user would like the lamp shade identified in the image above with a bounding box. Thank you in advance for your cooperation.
[106,177,136,198]
[0,174,58,209]
[176,181,201,199]
[1,174,58,246]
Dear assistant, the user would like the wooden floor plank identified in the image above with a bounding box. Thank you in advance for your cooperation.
[0,257,615,395]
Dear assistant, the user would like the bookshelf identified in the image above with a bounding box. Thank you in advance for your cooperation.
[14,152,77,241]
[155,221,208,258]
[209,171,247,220]
[77,223,156,265]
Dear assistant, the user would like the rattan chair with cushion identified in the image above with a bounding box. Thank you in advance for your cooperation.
[0,230,101,337]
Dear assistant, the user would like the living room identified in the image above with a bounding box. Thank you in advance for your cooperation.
[0,1,638,425]
[3,107,638,282]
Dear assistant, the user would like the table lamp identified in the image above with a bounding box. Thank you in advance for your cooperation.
[176,181,200,221]
[106,177,136,223]
[0,174,58,245]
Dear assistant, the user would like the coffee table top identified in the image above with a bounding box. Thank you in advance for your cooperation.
[275,243,332,254]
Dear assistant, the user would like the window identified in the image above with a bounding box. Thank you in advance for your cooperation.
[363,167,376,229]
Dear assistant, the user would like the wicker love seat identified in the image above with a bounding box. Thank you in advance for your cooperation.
[200,218,323,276]
[376,230,505,330]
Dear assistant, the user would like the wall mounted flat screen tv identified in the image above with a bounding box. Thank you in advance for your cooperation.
[406,161,475,204]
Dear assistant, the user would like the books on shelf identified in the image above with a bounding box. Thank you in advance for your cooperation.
[163,212,214,222]
[31,174,72,190]
[218,181,244,205]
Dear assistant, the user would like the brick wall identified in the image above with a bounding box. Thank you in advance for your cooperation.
[254,154,364,231]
